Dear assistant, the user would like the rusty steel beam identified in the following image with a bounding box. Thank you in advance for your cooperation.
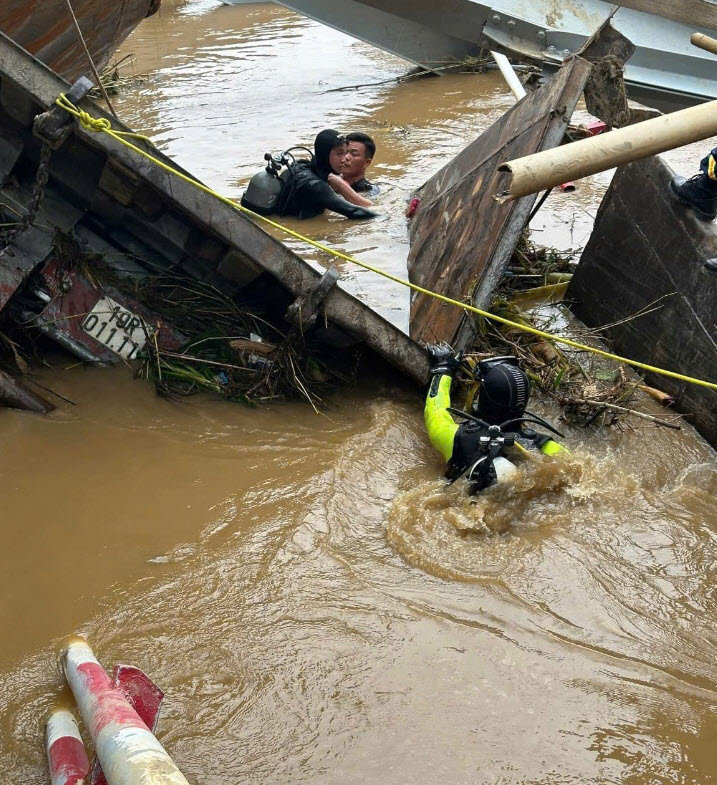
[1,0,160,83]
[614,0,717,29]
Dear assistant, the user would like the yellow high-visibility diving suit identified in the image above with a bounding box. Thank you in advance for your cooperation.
[424,372,564,484]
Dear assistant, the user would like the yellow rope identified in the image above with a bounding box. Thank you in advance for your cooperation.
[56,94,153,143]
[55,93,717,393]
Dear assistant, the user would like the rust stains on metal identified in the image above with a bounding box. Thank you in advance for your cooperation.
[1,0,161,83]
[407,55,593,350]
[612,0,717,29]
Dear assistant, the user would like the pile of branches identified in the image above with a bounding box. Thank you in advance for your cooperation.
[131,274,337,408]
[57,235,342,408]
[498,231,577,297]
[436,51,541,77]
[444,54,494,73]
[467,239,680,432]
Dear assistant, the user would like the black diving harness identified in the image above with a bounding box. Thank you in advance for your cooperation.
[446,408,565,495]
[263,147,314,216]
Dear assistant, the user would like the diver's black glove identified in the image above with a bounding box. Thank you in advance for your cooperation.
[426,343,463,376]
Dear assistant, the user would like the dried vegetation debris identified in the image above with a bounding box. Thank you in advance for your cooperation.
[88,55,149,99]
[128,274,335,408]
[466,233,682,432]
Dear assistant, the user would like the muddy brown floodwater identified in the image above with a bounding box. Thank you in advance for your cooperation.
[2,1,717,783]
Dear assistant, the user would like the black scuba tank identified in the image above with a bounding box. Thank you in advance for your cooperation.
[241,155,285,216]
[241,148,313,217]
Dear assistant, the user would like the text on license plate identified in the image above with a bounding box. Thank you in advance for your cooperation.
[80,297,155,360]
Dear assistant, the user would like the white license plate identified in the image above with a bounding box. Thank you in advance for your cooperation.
[80,296,155,360]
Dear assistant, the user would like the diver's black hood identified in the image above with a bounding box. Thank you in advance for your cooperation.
[311,129,344,180]
[476,363,531,425]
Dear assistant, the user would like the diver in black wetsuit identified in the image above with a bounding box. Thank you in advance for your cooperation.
[280,130,377,220]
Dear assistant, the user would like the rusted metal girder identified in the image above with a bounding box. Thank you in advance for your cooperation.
[568,155,717,449]
[613,0,717,29]
[407,55,593,350]
[1,0,160,83]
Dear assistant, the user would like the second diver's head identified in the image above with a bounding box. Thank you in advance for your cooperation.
[313,129,346,179]
[475,359,530,426]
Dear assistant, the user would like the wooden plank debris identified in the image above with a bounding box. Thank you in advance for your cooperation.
[613,0,717,30]
[568,155,717,448]
[407,55,593,349]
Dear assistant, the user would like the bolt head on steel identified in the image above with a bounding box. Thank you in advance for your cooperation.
[701,258,717,276]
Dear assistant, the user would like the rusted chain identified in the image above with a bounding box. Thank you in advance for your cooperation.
[0,143,52,257]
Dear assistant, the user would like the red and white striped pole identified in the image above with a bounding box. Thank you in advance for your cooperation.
[61,636,190,785]
[46,707,90,785]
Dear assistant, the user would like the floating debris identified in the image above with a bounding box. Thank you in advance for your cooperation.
[464,236,682,432]
[88,54,149,99]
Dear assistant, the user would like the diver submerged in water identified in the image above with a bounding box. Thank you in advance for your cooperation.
[241,129,377,220]
[424,344,567,495]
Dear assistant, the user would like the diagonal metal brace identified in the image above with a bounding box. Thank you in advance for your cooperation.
[285,265,340,332]
[33,76,94,149]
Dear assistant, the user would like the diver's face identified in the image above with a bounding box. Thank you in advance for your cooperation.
[329,143,346,174]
